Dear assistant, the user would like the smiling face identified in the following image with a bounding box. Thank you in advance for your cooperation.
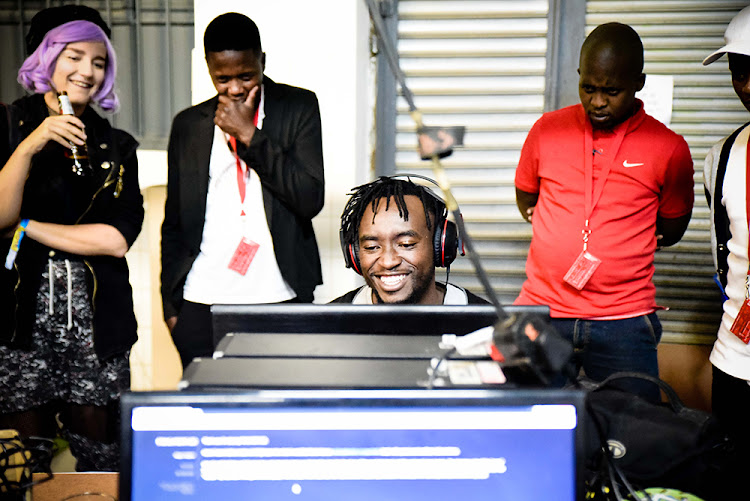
[358,195,441,305]
[578,45,645,130]
[206,49,264,104]
[48,41,107,114]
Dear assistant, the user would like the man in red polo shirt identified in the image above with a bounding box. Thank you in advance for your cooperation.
[514,22,694,400]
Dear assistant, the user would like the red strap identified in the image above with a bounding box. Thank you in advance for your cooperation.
[228,106,261,217]
[746,141,750,271]
[229,136,246,216]
[581,113,630,249]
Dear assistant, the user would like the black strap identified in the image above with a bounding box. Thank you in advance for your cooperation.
[713,121,750,289]
[590,371,686,413]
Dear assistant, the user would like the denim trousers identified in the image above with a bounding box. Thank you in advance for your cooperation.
[550,313,663,401]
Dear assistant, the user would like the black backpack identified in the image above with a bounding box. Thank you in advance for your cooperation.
[584,372,732,501]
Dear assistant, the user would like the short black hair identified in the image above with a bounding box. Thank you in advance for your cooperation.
[580,22,644,76]
[340,177,446,247]
[204,12,262,56]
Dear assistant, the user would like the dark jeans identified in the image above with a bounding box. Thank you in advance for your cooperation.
[711,365,750,498]
[171,296,309,369]
[712,365,750,454]
[551,313,662,401]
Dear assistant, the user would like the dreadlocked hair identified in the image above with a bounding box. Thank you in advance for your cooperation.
[340,176,446,247]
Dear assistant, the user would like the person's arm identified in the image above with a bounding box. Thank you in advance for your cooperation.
[24,221,128,257]
[23,126,145,258]
[656,214,691,248]
[656,137,695,248]
[516,188,539,223]
[514,119,542,224]
[0,114,87,229]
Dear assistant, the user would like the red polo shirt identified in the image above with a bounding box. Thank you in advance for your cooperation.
[514,102,694,318]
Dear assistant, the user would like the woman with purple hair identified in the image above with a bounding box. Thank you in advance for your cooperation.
[0,5,142,472]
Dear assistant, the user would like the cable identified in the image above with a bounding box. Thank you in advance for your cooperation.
[364,0,507,320]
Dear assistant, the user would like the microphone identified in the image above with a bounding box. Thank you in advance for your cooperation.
[492,313,574,384]
[449,314,574,386]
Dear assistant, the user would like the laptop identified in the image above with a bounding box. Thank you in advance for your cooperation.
[120,388,585,500]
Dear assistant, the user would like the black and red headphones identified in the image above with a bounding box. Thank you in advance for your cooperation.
[339,175,464,275]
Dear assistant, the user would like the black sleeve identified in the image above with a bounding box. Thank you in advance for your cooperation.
[237,90,324,220]
[161,114,190,320]
[0,104,11,167]
[105,130,144,248]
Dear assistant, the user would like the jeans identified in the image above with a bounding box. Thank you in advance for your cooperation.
[551,313,663,401]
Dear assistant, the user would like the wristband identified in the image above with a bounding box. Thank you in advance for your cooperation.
[4,219,30,270]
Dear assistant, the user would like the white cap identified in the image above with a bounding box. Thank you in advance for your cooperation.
[704,6,750,65]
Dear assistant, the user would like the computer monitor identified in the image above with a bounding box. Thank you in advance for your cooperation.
[120,388,585,501]
[211,303,549,346]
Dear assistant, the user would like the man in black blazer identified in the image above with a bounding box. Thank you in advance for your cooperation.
[161,12,324,367]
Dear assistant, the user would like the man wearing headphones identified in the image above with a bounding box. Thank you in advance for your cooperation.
[332,177,486,305]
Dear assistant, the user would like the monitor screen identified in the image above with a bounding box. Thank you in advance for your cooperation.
[120,389,584,501]
[211,303,550,346]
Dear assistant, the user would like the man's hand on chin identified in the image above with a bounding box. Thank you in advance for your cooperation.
[215,86,259,146]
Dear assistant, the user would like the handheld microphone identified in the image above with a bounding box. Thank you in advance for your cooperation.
[492,313,574,384]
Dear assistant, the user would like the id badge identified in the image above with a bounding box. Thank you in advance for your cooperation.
[730,299,750,344]
[228,238,260,275]
[563,250,601,290]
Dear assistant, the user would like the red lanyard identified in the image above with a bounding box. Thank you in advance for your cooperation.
[228,106,260,216]
[581,115,629,249]
[745,141,750,275]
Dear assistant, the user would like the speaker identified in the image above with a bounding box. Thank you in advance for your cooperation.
[340,175,462,275]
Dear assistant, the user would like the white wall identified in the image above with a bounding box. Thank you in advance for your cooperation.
[129,1,373,388]
[194,0,370,301]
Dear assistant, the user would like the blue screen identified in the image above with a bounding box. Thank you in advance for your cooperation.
[128,403,577,500]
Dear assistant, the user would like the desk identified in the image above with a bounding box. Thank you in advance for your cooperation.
[31,472,118,500]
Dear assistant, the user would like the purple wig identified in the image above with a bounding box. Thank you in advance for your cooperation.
[17,20,119,112]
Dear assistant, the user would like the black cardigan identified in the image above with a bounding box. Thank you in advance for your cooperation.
[0,94,144,360]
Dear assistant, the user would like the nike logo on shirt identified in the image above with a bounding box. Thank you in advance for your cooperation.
[622,160,644,168]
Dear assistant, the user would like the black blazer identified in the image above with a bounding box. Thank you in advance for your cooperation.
[161,77,324,319]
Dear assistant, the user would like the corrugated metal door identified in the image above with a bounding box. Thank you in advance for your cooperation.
[389,0,747,344]
[390,0,549,304]
[586,1,748,343]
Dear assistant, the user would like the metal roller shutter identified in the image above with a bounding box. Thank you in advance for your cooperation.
[391,0,549,304]
[586,0,748,343]
[387,0,746,344]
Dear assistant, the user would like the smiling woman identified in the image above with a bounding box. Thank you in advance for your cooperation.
[0,5,143,475]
